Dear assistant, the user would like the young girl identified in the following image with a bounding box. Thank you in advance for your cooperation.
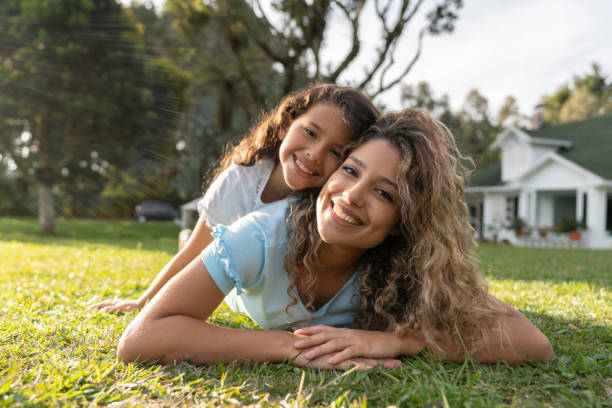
[116,110,553,369]
[93,84,379,313]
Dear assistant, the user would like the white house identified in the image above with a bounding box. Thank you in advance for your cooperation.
[466,114,612,249]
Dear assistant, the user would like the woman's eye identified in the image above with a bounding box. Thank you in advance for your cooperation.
[375,189,394,203]
[304,128,315,138]
[342,165,357,176]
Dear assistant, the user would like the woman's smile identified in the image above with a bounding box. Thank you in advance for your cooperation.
[316,138,401,250]
[329,199,363,226]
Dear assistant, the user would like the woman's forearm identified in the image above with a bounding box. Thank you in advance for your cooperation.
[117,254,303,365]
[118,314,299,364]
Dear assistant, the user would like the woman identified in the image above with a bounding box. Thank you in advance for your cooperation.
[117,110,553,369]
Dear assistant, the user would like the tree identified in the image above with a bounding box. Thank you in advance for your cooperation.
[167,0,463,107]
[497,95,528,127]
[540,63,612,125]
[401,83,498,168]
[0,0,189,231]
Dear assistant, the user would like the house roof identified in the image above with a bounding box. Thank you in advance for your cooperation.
[468,114,612,187]
[522,114,612,180]
[468,162,502,187]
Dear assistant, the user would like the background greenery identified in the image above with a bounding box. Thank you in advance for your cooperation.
[2,0,611,233]
[1,217,610,407]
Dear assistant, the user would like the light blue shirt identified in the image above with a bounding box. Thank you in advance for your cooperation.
[201,200,360,330]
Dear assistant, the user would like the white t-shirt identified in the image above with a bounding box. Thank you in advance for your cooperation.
[197,159,276,228]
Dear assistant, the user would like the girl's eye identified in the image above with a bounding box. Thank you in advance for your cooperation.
[304,127,315,138]
[342,165,357,177]
[330,149,341,158]
[375,188,394,203]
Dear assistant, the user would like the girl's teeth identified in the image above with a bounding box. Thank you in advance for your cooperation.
[295,157,315,175]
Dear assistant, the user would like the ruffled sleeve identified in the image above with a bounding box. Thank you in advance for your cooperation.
[200,215,266,295]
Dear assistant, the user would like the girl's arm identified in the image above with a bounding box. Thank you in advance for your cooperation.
[92,216,214,313]
[117,256,399,370]
[294,297,554,365]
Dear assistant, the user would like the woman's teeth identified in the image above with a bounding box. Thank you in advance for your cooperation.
[332,203,361,225]
[295,157,316,176]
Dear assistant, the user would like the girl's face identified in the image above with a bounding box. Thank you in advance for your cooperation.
[278,103,351,190]
[316,138,402,250]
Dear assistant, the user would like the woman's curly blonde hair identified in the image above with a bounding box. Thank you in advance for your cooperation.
[285,109,506,355]
[210,83,379,183]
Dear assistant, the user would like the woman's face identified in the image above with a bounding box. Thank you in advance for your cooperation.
[316,138,402,250]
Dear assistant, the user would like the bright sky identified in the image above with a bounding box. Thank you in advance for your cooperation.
[130,0,612,117]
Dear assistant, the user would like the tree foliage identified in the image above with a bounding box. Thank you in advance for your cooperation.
[540,63,612,125]
[402,82,508,169]
[0,0,189,231]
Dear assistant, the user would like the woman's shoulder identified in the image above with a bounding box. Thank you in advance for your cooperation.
[231,200,290,244]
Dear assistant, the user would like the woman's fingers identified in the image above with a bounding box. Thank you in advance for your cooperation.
[338,357,402,371]
[303,340,349,360]
[294,332,334,349]
[328,345,361,365]
[294,325,328,335]
[294,326,345,348]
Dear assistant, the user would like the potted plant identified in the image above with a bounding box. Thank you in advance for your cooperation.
[509,217,528,236]
[558,218,581,241]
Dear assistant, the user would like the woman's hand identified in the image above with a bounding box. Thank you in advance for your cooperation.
[291,348,401,371]
[90,298,143,313]
[293,325,420,366]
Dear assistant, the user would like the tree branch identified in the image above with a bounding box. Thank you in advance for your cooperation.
[325,0,365,83]
[371,28,425,98]
[358,0,420,89]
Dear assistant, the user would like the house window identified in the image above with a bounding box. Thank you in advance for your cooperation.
[506,196,519,222]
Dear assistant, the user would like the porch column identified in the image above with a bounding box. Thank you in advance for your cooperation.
[586,187,607,248]
[576,189,585,224]
[528,190,537,227]
[518,190,529,222]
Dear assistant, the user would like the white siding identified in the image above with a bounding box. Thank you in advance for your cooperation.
[501,135,531,182]
[522,161,588,190]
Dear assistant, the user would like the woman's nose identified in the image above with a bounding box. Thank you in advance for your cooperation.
[343,182,365,207]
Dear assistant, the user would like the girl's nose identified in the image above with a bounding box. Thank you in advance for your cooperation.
[307,141,327,164]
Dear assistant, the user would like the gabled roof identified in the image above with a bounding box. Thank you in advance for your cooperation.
[523,114,612,180]
[468,162,502,187]
[468,114,612,187]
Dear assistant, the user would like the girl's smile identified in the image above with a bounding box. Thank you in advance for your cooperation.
[278,103,351,191]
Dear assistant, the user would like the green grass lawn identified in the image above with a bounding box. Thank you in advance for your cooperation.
[1,217,610,407]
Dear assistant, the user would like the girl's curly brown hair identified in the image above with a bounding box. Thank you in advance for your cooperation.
[210,83,379,182]
[285,109,507,355]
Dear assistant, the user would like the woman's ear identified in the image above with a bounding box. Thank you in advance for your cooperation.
[390,227,400,237]
[278,126,288,141]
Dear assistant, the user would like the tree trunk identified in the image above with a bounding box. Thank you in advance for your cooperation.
[38,181,54,233]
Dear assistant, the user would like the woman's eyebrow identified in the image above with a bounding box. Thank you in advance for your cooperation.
[307,121,322,132]
[348,157,398,190]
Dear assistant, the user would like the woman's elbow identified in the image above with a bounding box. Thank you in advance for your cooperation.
[528,330,555,362]
[117,319,150,364]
